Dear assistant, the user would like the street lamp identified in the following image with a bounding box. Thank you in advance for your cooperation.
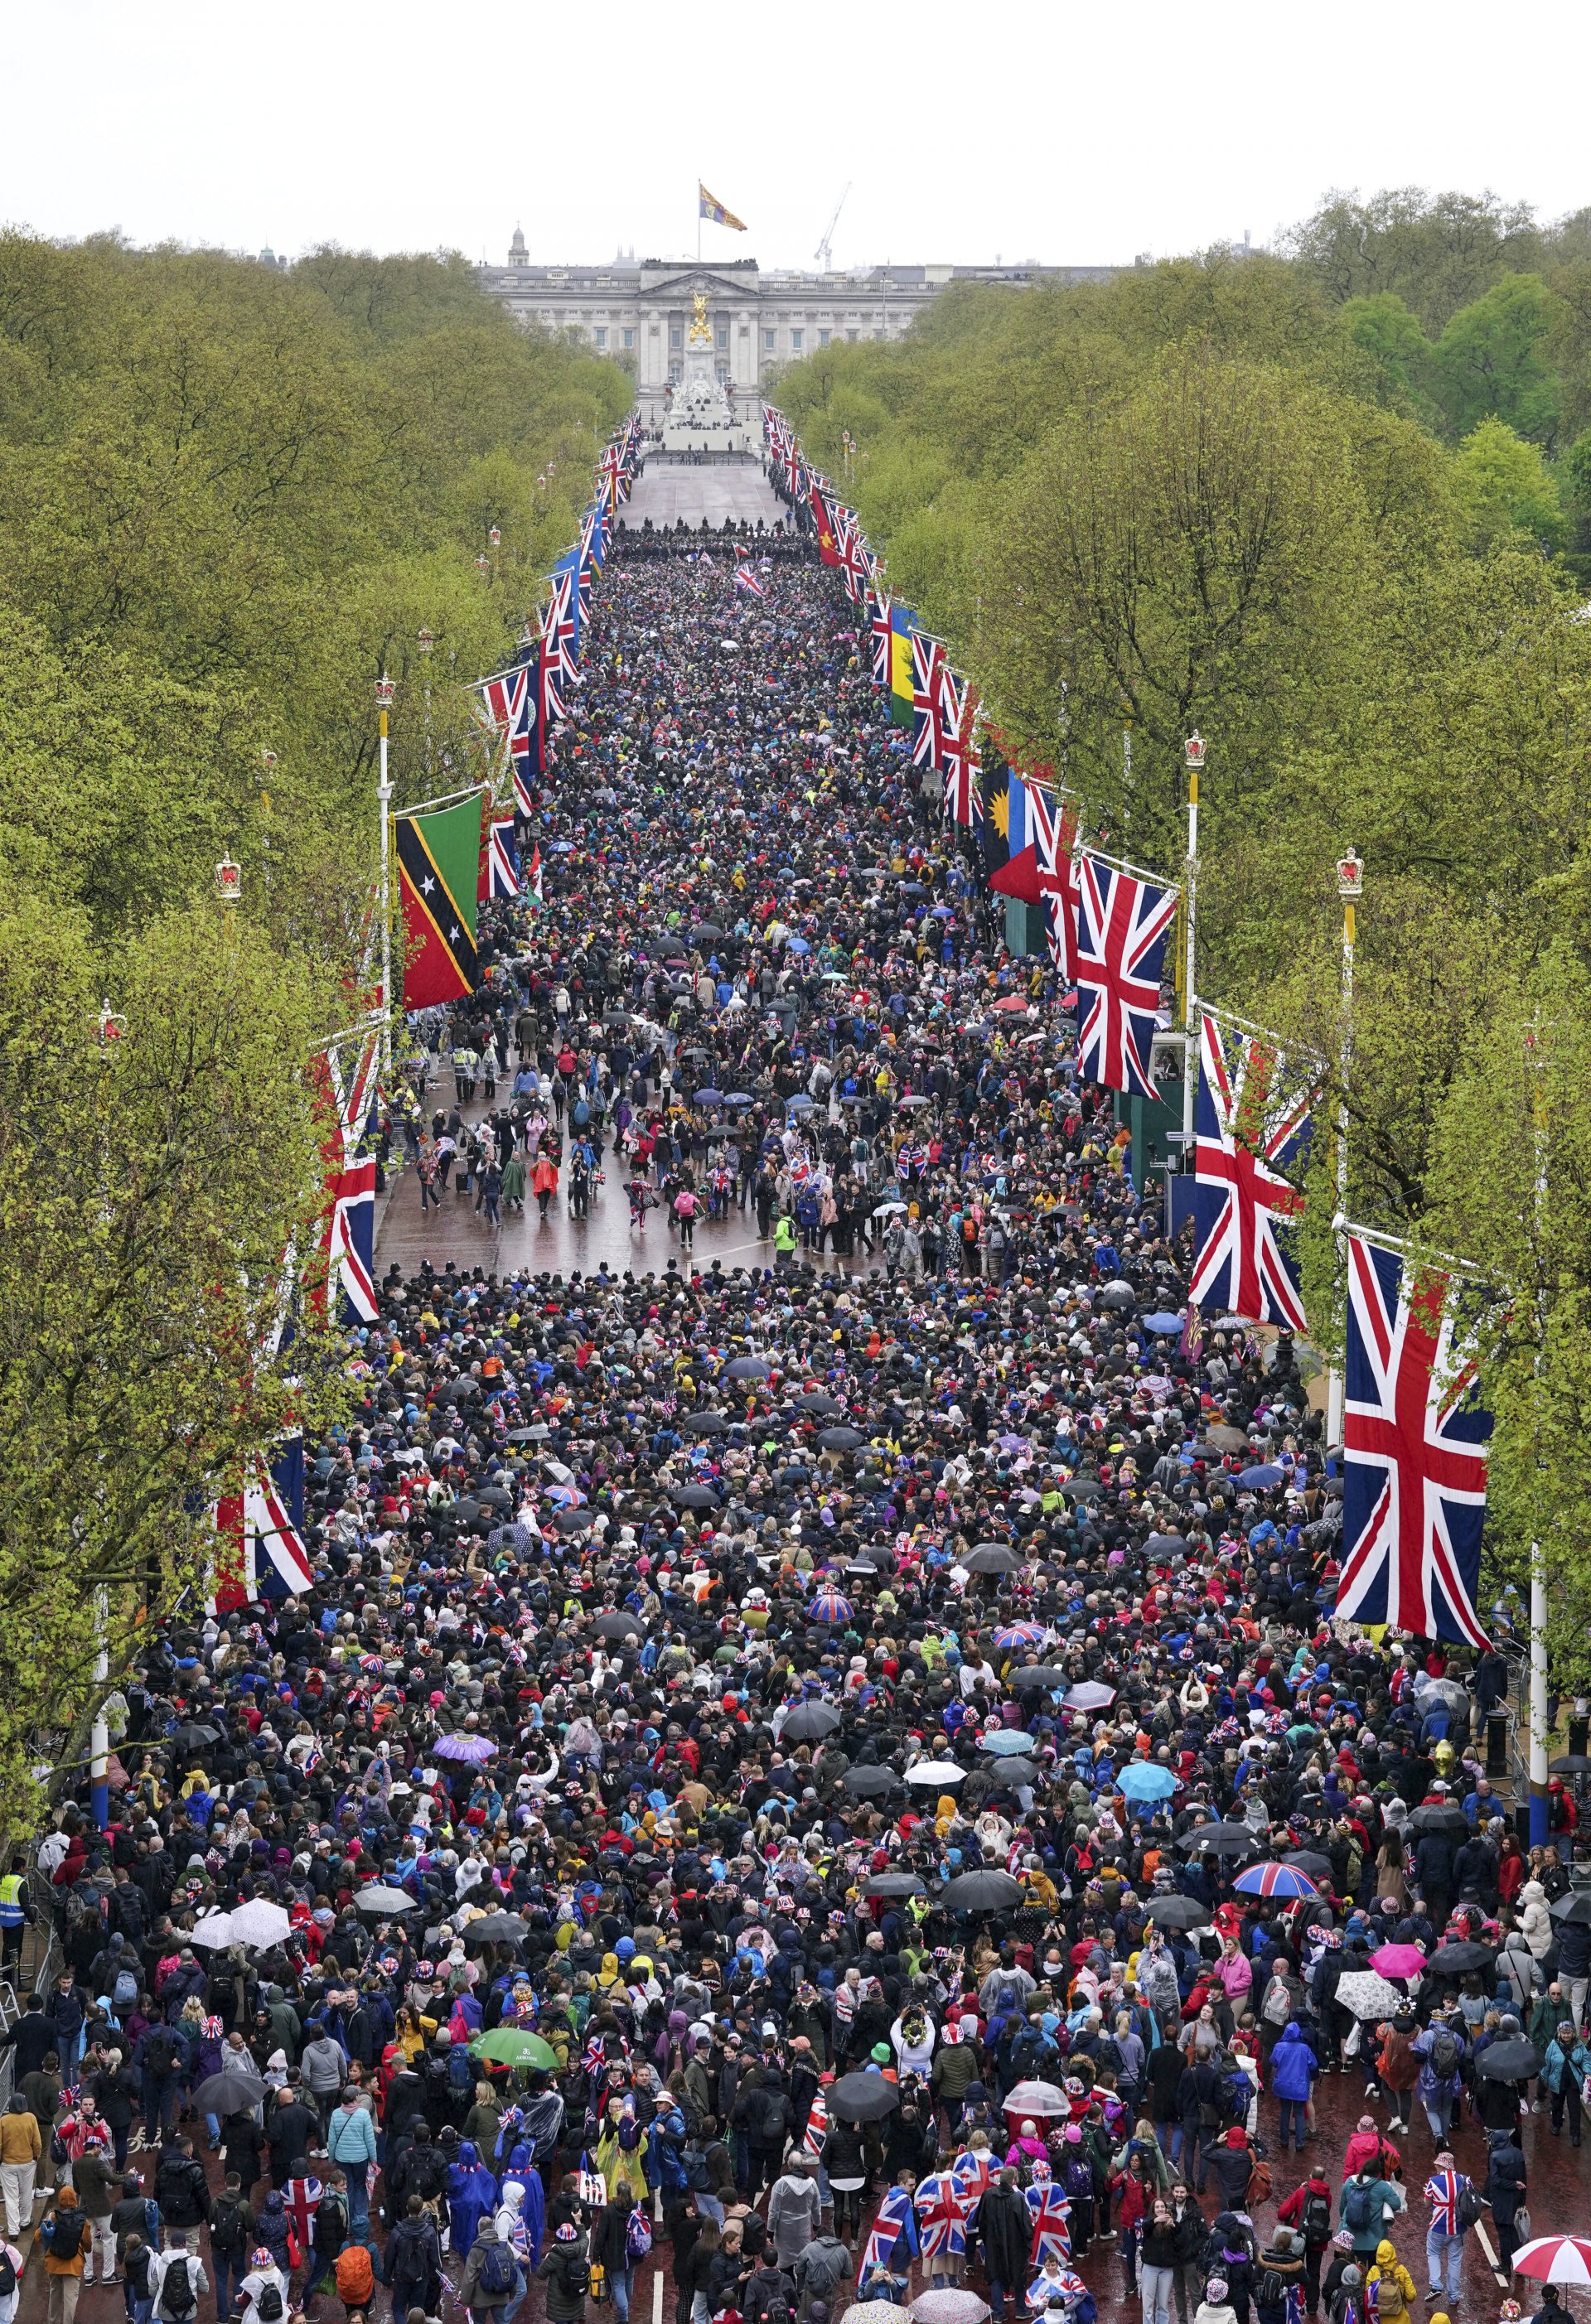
[215,854,242,906]
[487,525,501,549]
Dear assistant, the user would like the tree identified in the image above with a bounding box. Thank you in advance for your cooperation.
[1426,273,1567,444]
[1286,188,1544,331]
[1451,417,1566,548]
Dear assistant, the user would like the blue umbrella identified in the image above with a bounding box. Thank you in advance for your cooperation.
[1143,1312,1183,1335]
[695,1089,725,1105]
[979,1729,1037,1756]
[1237,1463,1285,1489]
[788,935,811,954]
[786,1094,814,1111]
[726,1093,753,1104]
[1118,1761,1178,1800]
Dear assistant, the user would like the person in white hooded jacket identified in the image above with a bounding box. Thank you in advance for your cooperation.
[1520,1880,1554,1963]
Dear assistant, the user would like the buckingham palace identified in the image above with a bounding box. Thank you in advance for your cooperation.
[477,236,1121,430]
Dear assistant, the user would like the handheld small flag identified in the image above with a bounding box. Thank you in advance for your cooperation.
[734,561,767,598]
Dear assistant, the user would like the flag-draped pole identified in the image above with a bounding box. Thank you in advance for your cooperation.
[1527,1018,1550,1847]
[375,674,394,1080]
[1182,734,1204,1148]
[1326,848,1363,1452]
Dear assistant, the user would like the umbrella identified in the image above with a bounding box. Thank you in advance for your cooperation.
[694,1087,725,1106]
[680,1410,729,1437]
[354,1885,416,1916]
[472,2027,559,2070]
[1000,2079,1069,2118]
[1118,1761,1178,1800]
[786,1094,814,1112]
[1062,1680,1117,1711]
[829,2071,901,2123]
[987,1756,1040,1785]
[433,1732,497,1762]
[1332,1969,1405,2021]
[912,2296,989,2324]
[1098,1280,1136,1312]
[467,1912,530,1943]
[904,1759,965,1786]
[1549,1892,1591,1925]
[592,1611,642,1640]
[863,1872,927,1898]
[726,1092,753,1105]
[847,2306,914,2324]
[191,2068,268,2114]
[1282,1850,1334,1877]
[1425,1940,1495,1974]
[505,1426,549,1444]
[1206,1424,1249,1452]
[228,1899,293,1950]
[552,1505,594,1534]
[1187,1824,1260,1858]
[724,1357,770,1380]
[940,1870,1024,1911]
[1512,2238,1591,2287]
[476,1485,512,1510]
[1237,1463,1285,1489]
[1476,2037,1543,2081]
[873,1200,908,1217]
[1371,1944,1429,1978]
[1234,1863,1320,1901]
[1010,1667,1070,1691]
[1144,1896,1211,1931]
[190,1911,239,1949]
[842,1765,902,1798]
[1143,1312,1184,1335]
[781,1701,841,1742]
[1550,1753,1591,1775]
[1410,1803,1470,1835]
[671,1485,721,1510]
[980,1728,1038,1756]
[818,1427,863,1452]
[797,1392,845,1416]
[993,1623,1046,1651]
[1062,1477,1103,1500]
[166,1722,220,1752]
[961,1544,1020,1574]
[810,1590,854,1625]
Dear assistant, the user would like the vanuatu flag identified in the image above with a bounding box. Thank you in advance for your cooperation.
[890,602,918,727]
[396,795,481,1007]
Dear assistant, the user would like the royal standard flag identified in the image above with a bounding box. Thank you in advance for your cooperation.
[699,182,747,231]
[396,794,481,1007]
[890,602,918,728]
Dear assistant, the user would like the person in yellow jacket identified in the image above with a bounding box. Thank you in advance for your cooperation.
[1367,2240,1417,2324]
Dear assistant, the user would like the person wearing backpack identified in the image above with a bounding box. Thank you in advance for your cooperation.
[794,2226,852,2321]
[1422,2152,1478,2307]
[122,2231,155,2324]
[334,2239,377,2312]
[1275,2170,1335,2314]
[1413,2013,1466,2145]
[384,2193,445,2317]
[308,2172,350,2293]
[145,2233,208,2324]
[1338,2162,1403,2264]
[532,2218,588,2323]
[207,2172,254,2320]
[239,2244,290,2324]
[1269,2023,1320,2153]
[592,2187,647,2324]
[466,2210,528,2322]
[41,2186,91,2324]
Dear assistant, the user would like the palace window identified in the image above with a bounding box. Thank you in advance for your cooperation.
[716,324,728,350]
[791,329,803,351]
[670,324,683,349]
[623,326,635,349]
[594,327,607,348]
[819,328,831,346]
[764,329,776,350]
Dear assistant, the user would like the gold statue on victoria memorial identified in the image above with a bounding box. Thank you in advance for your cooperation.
[687,289,712,345]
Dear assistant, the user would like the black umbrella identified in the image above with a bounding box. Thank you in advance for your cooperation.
[592,1611,641,1641]
[452,1499,484,1524]
[984,1756,1041,1785]
[863,1872,926,1898]
[1410,1804,1470,1835]
[680,1411,729,1437]
[672,1484,721,1510]
[1550,1754,1591,1775]
[782,1701,841,1742]
[1008,1666,1070,1690]
[191,2068,267,2114]
[467,1912,530,1944]
[829,2071,901,2123]
[1144,1896,1211,1931]
[724,1357,770,1380]
[1549,1891,1591,1925]
[1063,1478,1104,1500]
[167,1723,221,1751]
[1425,1940,1495,1974]
[940,1869,1024,1911]
[1475,2037,1543,2081]
[963,1543,1021,1574]
[553,1505,595,1534]
[842,1765,901,1798]
[1283,1850,1334,1877]
[818,1427,863,1452]
[797,1392,844,1417]
[1189,1824,1260,1857]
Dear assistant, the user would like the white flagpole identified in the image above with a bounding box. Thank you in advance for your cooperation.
[1182,734,1204,1148]
[375,674,394,1080]
[1326,849,1362,1452]
[1527,1020,1550,1847]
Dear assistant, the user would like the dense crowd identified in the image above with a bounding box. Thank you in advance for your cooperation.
[17,531,1590,2324]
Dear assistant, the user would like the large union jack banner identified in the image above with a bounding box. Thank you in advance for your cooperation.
[937,664,980,826]
[1028,780,1078,978]
[1073,853,1179,1096]
[1189,1010,1315,1331]
[1336,1231,1492,1647]
[912,633,946,770]
[870,586,892,689]
[315,1017,381,1325]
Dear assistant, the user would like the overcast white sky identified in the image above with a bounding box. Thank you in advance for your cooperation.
[7,0,1589,272]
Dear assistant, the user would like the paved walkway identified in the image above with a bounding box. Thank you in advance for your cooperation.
[617,456,787,531]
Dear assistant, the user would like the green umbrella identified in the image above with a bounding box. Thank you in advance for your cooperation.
[471,2027,558,2070]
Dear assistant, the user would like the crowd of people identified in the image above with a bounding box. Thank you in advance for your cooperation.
[17,525,1590,2324]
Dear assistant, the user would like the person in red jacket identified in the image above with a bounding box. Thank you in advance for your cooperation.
[1277,2172,1337,2314]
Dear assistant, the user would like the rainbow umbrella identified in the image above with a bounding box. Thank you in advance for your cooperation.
[810,1590,854,1624]
[1233,1861,1321,1900]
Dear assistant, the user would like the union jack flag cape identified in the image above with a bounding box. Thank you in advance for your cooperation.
[284,2177,322,2248]
[1335,1232,1492,1647]
[1188,1010,1316,1333]
[1028,2268,1088,2312]
[1026,2177,1073,2262]
[949,2146,992,2209]
[915,2170,970,2259]
[801,2087,828,2158]
[912,632,946,770]
[1072,853,1179,1096]
[859,2182,920,2279]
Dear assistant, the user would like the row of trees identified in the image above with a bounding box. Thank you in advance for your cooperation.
[775,191,1591,1678]
[0,233,631,1834]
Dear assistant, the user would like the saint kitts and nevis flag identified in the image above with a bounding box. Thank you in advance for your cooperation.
[396,793,481,1007]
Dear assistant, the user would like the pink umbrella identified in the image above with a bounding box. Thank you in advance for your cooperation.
[1371,1943,1427,1978]
[1512,2238,1591,2286]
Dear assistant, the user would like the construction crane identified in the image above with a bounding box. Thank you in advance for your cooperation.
[814,183,852,273]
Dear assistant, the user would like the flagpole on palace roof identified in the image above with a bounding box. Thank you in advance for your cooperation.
[1325,848,1362,1457]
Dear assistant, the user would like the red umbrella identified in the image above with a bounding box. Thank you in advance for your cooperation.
[1512,2238,1591,2286]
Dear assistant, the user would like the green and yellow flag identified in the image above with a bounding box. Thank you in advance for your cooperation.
[395,795,481,1007]
[890,602,918,728]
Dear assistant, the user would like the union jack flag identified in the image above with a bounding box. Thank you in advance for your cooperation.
[937,664,980,827]
[284,2176,322,2248]
[734,562,768,598]
[915,2170,970,2259]
[1028,782,1079,978]
[1336,1232,1492,1647]
[1284,2288,1306,2324]
[834,508,872,602]
[801,2086,828,2158]
[545,570,578,680]
[949,2146,992,2209]
[1026,2179,1073,2263]
[539,632,566,733]
[1072,853,1179,1097]
[859,2182,920,2280]
[871,587,892,688]
[488,818,520,899]
[315,1017,381,1324]
[1189,1011,1316,1333]
[912,633,946,770]
[215,1438,313,1609]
